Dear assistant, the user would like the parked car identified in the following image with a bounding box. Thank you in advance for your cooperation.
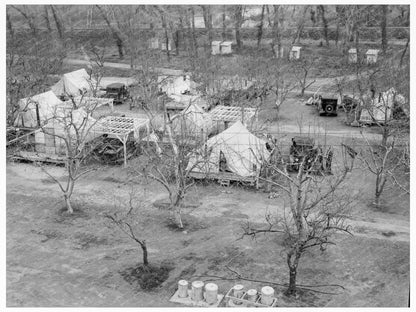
[105,82,130,105]
[316,96,338,116]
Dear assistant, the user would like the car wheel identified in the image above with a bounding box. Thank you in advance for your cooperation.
[325,105,334,113]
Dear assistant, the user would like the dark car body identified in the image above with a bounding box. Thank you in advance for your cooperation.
[105,82,130,104]
[317,97,338,116]
[289,136,315,171]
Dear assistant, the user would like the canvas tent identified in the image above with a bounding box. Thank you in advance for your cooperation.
[359,88,399,124]
[51,69,96,98]
[14,91,65,128]
[34,107,99,155]
[158,75,197,96]
[187,121,270,178]
[170,103,213,140]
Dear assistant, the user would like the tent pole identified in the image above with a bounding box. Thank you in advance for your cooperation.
[123,137,127,168]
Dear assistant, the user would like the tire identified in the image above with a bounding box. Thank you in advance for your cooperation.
[325,105,334,113]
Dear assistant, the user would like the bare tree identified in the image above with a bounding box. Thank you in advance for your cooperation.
[10,5,38,36]
[201,5,213,55]
[380,5,388,54]
[242,141,356,295]
[292,58,317,97]
[36,98,103,213]
[139,112,208,229]
[234,5,244,52]
[96,5,126,59]
[317,5,329,46]
[6,7,14,38]
[50,5,65,40]
[105,185,151,266]
[256,5,266,48]
[358,135,401,208]
[292,6,309,45]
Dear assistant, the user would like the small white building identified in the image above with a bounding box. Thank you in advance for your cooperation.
[220,41,233,55]
[366,49,379,64]
[211,41,222,55]
[274,46,286,58]
[348,48,358,63]
[160,40,172,51]
[289,46,302,60]
[149,37,159,49]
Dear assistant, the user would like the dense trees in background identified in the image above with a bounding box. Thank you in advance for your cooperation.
[7,5,409,56]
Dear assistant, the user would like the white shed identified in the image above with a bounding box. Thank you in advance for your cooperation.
[348,48,358,63]
[290,46,302,60]
[160,40,172,51]
[273,45,286,58]
[212,41,222,55]
[220,41,233,55]
[149,37,159,49]
[366,49,379,64]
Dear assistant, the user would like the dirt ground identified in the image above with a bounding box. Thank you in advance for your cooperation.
[6,97,409,307]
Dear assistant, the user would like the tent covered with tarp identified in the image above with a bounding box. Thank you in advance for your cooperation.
[187,121,270,178]
[14,90,65,128]
[51,68,96,98]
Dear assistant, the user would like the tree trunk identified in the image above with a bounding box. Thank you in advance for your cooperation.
[64,176,75,213]
[381,5,388,54]
[319,5,329,46]
[96,5,124,59]
[272,5,281,58]
[234,5,243,52]
[43,6,52,32]
[174,209,184,229]
[222,6,227,41]
[286,250,301,296]
[6,10,14,38]
[191,7,198,57]
[257,5,266,48]
[141,241,149,266]
[400,35,409,67]
[64,194,74,213]
[50,5,64,40]
[202,5,213,55]
[117,39,124,59]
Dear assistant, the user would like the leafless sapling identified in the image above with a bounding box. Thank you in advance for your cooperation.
[242,140,356,296]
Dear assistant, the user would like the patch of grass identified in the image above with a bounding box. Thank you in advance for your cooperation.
[120,264,173,291]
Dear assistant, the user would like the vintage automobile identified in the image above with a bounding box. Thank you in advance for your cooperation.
[105,82,130,105]
[315,96,338,116]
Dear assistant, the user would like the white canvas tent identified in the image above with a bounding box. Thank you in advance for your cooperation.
[34,107,99,155]
[158,75,196,96]
[170,103,213,139]
[359,87,398,124]
[51,69,95,98]
[14,91,65,128]
[187,121,270,178]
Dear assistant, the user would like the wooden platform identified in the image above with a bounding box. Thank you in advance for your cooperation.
[189,171,257,186]
[12,151,66,164]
